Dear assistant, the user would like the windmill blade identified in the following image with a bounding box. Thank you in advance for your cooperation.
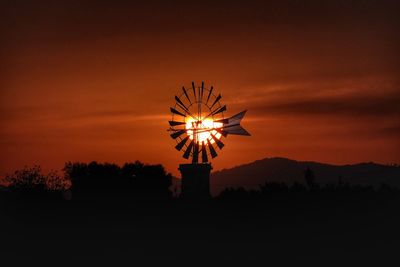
[192,142,199,163]
[198,83,201,101]
[175,136,189,151]
[214,127,228,137]
[211,105,226,116]
[170,129,186,139]
[170,107,186,117]
[201,105,226,122]
[183,140,194,159]
[202,105,226,121]
[201,81,204,101]
[192,82,196,102]
[175,96,189,112]
[182,86,191,104]
[169,121,186,127]
[207,139,218,158]
[210,94,221,108]
[206,86,213,104]
[174,99,198,121]
[201,141,208,163]
[210,133,225,149]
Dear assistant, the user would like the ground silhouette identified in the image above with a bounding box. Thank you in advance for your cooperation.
[1,161,400,265]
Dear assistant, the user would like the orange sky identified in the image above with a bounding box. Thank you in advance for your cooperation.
[1,1,399,176]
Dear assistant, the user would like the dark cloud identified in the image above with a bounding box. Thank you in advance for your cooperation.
[378,124,400,137]
[2,0,399,44]
[250,90,400,117]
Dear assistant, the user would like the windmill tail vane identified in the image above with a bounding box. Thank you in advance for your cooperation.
[216,110,251,137]
[168,81,250,164]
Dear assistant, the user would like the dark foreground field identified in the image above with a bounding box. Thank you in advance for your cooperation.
[1,192,400,266]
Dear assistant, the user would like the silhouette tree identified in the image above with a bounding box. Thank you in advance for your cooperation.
[64,161,172,199]
[4,165,70,194]
[122,162,172,199]
[304,167,317,190]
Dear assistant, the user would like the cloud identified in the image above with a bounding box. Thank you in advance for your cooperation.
[249,89,400,118]
[378,124,400,137]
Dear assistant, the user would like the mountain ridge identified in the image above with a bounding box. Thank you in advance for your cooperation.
[210,157,400,195]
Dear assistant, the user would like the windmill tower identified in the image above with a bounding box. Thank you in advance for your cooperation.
[168,82,250,199]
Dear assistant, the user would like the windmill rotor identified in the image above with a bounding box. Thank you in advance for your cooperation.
[169,81,250,164]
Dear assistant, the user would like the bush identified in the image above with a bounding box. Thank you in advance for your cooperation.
[4,165,71,193]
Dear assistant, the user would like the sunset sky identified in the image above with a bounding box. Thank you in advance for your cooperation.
[1,1,399,176]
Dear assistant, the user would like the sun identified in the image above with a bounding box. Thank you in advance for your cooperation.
[185,118,222,144]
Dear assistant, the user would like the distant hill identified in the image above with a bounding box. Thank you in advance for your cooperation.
[210,157,400,195]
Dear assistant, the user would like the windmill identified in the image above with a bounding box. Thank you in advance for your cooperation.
[168,81,250,199]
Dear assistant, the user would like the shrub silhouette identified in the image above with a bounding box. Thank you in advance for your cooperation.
[4,165,70,194]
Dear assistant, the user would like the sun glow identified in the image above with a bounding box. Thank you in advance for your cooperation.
[185,118,222,144]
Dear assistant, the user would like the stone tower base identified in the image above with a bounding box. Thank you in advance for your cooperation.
[179,163,212,200]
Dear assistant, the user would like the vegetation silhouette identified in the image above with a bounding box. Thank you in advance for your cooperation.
[2,162,400,201]
[64,161,173,200]
[304,166,317,189]
[1,165,70,201]
[1,162,400,265]
[1,161,173,201]
[216,166,399,202]
[4,165,70,192]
